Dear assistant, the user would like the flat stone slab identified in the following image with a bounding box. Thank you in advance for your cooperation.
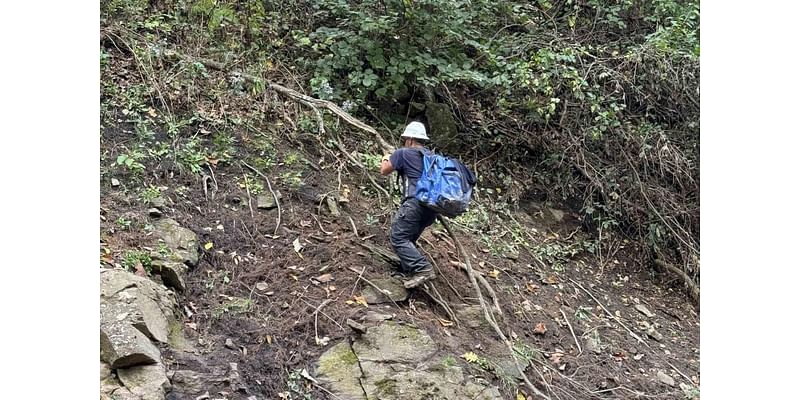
[352,321,436,363]
[361,277,408,304]
[316,322,501,400]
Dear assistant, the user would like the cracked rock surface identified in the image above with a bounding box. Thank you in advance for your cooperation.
[315,321,502,400]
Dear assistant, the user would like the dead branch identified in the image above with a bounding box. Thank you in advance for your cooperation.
[440,216,551,400]
[359,242,401,266]
[560,308,582,356]
[241,160,282,236]
[421,282,460,327]
[654,259,700,304]
[449,260,503,316]
[348,216,359,238]
[569,278,649,348]
[162,50,383,141]
[313,299,334,346]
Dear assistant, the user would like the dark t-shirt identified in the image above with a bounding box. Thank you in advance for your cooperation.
[390,147,429,198]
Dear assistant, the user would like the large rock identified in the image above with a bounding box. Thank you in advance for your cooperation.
[316,322,501,400]
[100,270,177,343]
[352,321,436,363]
[100,270,177,368]
[316,342,364,400]
[361,278,408,304]
[117,363,170,400]
[100,324,161,368]
[151,259,188,292]
[424,102,458,148]
[153,218,198,266]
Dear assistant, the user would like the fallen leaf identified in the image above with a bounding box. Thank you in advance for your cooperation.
[204,242,213,250]
[462,352,480,363]
[542,275,559,285]
[300,220,312,228]
[612,351,627,362]
[516,392,527,400]
[549,352,563,364]
[354,295,368,307]
[487,269,500,279]
[533,322,547,335]
[526,281,539,293]
[266,335,272,345]
[438,318,454,327]
[293,238,304,258]
[634,353,644,361]
[314,273,333,283]
[256,282,269,291]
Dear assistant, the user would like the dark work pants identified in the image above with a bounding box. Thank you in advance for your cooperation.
[390,198,438,274]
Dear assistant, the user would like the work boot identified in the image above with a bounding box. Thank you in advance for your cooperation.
[402,266,435,289]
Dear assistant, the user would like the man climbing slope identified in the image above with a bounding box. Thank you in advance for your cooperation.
[379,121,437,289]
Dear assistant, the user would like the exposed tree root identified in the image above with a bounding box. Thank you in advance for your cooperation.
[440,216,551,400]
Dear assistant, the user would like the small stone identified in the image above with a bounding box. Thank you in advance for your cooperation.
[360,311,393,322]
[149,197,166,209]
[256,282,269,291]
[257,192,281,209]
[346,319,366,333]
[646,326,664,342]
[548,208,565,222]
[657,371,676,387]
[634,304,656,318]
[111,178,120,187]
[281,302,290,309]
[148,208,163,217]
[225,338,236,349]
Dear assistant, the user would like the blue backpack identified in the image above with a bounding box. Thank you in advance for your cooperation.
[414,149,477,217]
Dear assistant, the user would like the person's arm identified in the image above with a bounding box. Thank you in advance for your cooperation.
[380,155,394,175]
[380,150,401,176]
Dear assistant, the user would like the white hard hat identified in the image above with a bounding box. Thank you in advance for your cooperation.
[400,121,429,141]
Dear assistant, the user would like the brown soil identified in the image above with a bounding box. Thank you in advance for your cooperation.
[100,121,699,400]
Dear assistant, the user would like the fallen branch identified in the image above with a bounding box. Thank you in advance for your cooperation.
[313,299,334,346]
[241,160,282,236]
[359,242,401,266]
[421,282,460,327]
[440,216,550,400]
[449,260,502,316]
[569,278,650,348]
[560,308,582,356]
[162,50,387,149]
[654,259,699,304]
[348,216,359,238]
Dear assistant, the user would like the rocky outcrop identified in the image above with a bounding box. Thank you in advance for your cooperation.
[316,321,502,400]
[100,269,179,399]
[117,363,171,400]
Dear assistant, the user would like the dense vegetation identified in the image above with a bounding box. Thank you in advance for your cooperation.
[101,0,700,300]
